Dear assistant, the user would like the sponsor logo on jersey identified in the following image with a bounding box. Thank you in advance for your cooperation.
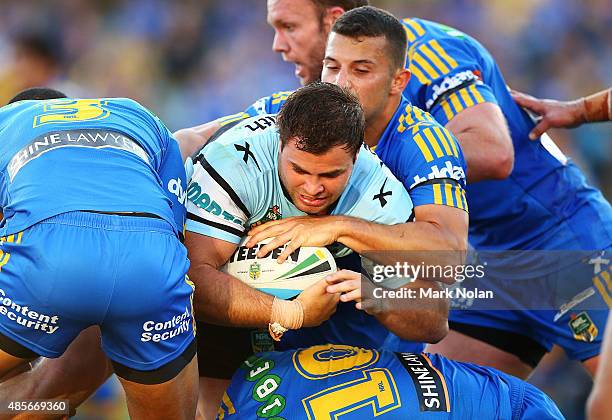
[568,312,598,343]
[425,70,481,110]
[168,177,187,206]
[409,160,466,188]
[187,182,244,226]
[7,129,149,181]
[396,352,450,412]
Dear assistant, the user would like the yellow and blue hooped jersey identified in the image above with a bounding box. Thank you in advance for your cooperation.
[401,18,612,251]
[219,344,563,419]
[0,98,187,237]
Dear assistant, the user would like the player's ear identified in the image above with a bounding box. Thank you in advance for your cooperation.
[322,7,345,32]
[390,68,410,96]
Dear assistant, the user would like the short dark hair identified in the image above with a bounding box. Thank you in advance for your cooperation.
[332,6,407,70]
[277,82,364,156]
[8,87,67,104]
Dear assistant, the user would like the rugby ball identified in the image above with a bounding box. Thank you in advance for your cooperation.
[221,237,337,299]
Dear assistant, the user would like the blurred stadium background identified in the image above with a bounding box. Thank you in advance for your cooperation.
[0,0,609,419]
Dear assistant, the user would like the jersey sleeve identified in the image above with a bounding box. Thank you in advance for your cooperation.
[404,21,498,125]
[185,141,252,244]
[243,91,294,116]
[394,111,468,212]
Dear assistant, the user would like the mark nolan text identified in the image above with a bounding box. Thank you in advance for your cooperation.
[373,287,493,299]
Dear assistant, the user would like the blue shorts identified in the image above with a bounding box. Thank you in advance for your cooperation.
[0,211,195,371]
[450,249,610,361]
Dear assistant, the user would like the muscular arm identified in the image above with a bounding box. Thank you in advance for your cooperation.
[373,279,449,343]
[326,270,449,343]
[335,204,467,256]
[186,231,339,328]
[185,231,274,327]
[249,205,467,283]
[445,102,514,182]
[174,120,221,162]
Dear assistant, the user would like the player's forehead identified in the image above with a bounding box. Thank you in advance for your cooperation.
[325,32,389,64]
[284,140,354,170]
[267,0,319,25]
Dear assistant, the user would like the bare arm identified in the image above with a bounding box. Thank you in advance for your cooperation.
[185,231,339,328]
[445,102,514,182]
[247,205,467,284]
[325,271,449,343]
[335,205,468,256]
[511,88,612,139]
[174,120,221,162]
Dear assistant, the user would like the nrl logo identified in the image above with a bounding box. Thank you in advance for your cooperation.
[249,262,261,280]
[251,205,282,228]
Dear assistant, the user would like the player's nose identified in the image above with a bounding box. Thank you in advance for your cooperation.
[331,69,352,90]
[272,31,289,54]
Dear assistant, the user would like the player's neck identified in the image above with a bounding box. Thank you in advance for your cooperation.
[364,95,402,148]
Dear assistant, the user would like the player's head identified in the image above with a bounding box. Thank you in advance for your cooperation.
[277,82,364,214]
[322,6,410,125]
[8,87,67,104]
[267,0,368,85]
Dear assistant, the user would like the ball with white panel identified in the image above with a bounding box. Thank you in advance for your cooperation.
[222,237,337,299]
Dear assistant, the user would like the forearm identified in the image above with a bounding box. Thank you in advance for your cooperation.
[336,216,465,254]
[370,281,449,343]
[582,87,611,123]
[189,262,273,328]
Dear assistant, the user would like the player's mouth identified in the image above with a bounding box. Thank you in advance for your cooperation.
[294,64,306,80]
[298,194,327,207]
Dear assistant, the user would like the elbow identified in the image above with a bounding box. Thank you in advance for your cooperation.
[489,134,514,179]
[493,148,514,179]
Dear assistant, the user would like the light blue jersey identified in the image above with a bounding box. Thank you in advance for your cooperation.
[186,114,414,250]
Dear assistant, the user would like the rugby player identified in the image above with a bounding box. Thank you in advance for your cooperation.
[213,1,612,380]
[0,88,198,419]
[509,87,611,419]
[217,343,564,419]
[187,82,455,418]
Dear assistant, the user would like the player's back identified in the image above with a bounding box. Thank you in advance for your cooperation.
[0,98,185,236]
[220,344,563,419]
[402,18,612,251]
